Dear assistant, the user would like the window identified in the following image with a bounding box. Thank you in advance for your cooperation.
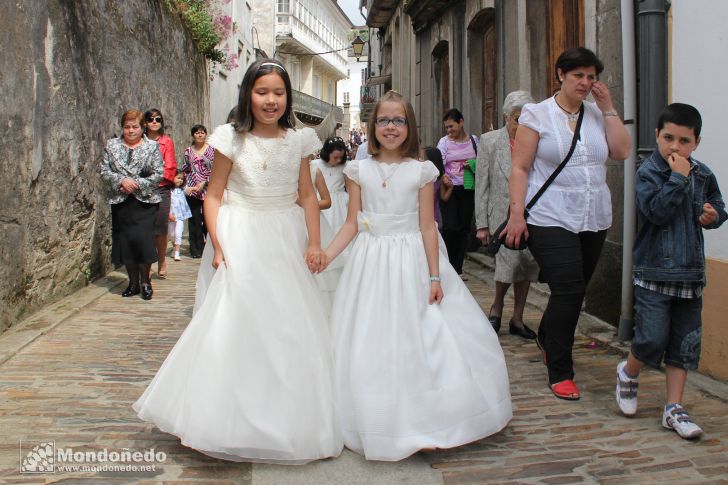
[344,92,350,103]
[276,0,289,14]
[347,69,351,78]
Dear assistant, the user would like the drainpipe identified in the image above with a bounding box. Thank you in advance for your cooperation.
[495,0,505,122]
[617,0,669,341]
[617,0,638,341]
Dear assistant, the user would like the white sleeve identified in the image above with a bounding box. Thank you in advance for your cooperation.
[207,124,235,160]
[419,160,440,187]
[343,159,361,184]
[300,127,322,158]
[518,103,541,134]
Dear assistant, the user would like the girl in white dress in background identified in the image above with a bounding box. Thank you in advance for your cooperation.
[324,91,512,462]
[310,161,344,314]
[133,59,343,464]
[313,137,350,236]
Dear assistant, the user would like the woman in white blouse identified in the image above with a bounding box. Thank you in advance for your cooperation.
[503,47,631,401]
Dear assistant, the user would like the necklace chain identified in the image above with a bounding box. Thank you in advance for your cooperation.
[554,94,581,122]
[251,134,275,170]
[374,161,402,188]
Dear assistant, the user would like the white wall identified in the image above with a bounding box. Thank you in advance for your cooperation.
[209,0,255,129]
[671,0,728,260]
[337,58,368,129]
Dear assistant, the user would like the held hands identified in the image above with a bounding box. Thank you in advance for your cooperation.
[699,203,718,226]
[120,177,139,194]
[168,213,176,222]
[442,175,453,188]
[591,81,615,113]
[429,281,443,304]
[667,153,691,177]
[305,246,327,273]
[476,228,490,245]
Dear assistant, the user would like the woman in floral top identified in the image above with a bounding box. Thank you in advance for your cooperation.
[182,124,214,258]
[100,109,164,300]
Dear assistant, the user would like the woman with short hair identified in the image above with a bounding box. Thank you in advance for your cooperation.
[100,109,164,300]
[475,90,539,340]
[503,47,631,400]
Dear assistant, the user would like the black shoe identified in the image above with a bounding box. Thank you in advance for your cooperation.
[191,254,202,259]
[509,320,537,340]
[141,283,153,300]
[489,315,502,333]
[121,285,140,297]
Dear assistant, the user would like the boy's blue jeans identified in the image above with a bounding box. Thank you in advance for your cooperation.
[631,285,702,371]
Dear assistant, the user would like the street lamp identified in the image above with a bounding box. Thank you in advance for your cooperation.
[351,35,365,62]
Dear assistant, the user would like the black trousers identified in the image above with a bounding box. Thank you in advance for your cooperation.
[439,186,475,274]
[186,196,206,257]
[526,224,607,384]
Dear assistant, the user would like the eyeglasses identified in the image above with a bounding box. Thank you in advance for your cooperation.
[374,116,407,128]
[146,116,162,123]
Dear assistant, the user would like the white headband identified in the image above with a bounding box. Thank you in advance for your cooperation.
[259,62,286,72]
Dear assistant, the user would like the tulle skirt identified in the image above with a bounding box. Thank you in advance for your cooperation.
[134,199,343,464]
[331,223,512,461]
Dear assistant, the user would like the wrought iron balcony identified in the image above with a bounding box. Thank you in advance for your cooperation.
[293,90,343,124]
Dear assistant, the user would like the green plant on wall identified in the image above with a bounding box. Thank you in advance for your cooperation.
[165,0,227,64]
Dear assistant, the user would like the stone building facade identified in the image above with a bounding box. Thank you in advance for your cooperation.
[0,0,209,333]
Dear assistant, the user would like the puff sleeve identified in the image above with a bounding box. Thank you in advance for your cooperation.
[300,127,322,158]
[517,103,541,134]
[343,159,361,184]
[207,124,235,160]
[419,160,440,188]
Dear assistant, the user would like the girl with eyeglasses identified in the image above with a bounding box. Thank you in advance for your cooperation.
[323,90,512,461]
[144,108,177,279]
[133,59,342,464]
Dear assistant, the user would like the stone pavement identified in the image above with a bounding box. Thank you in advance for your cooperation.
[0,254,727,484]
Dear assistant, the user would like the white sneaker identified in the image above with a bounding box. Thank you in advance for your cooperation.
[173,252,181,261]
[662,404,703,439]
[616,360,638,416]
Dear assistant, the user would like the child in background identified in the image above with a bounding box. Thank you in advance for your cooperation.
[324,91,511,461]
[168,171,192,261]
[616,103,726,439]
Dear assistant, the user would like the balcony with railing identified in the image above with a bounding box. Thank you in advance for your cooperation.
[293,89,343,124]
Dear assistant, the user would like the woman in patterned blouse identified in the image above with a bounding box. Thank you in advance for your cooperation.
[182,124,214,258]
[100,109,164,300]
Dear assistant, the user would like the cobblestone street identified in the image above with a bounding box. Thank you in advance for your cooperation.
[1,255,727,484]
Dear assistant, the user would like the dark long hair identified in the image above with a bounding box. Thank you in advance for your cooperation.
[144,108,165,135]
[234,58,296,133]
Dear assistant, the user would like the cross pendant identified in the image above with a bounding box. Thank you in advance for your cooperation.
[381,181,386,188]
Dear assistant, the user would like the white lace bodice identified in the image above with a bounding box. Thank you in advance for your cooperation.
[208,124,321,201]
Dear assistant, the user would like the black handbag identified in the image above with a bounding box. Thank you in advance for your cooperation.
[486,103,585,256]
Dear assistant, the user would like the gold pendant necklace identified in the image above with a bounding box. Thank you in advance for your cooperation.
[252,134,274,170]
[374,161,402,188]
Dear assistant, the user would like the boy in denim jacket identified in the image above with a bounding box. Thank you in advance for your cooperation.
[615,103,726,439]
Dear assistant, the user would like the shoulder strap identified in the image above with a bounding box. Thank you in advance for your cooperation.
[470,134,478,155]
[524,103,585,214]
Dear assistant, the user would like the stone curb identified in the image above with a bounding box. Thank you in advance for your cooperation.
[0,271,127,365]
[465,251,728,402]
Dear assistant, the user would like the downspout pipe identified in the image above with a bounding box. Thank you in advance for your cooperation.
[617,0,638,341]
[618,0,669,341]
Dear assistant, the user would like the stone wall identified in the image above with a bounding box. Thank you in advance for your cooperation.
[0,0,209,333]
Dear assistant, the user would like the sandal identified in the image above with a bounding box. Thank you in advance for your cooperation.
[550,380,580,400]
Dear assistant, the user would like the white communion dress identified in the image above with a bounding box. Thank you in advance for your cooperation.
[311,163,345,315]
[133,125,343,464]
[311,158,349,236]
[331,157,512,462]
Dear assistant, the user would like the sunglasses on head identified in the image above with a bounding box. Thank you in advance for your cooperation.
[146,116,162,123]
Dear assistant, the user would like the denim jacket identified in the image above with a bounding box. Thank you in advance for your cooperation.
[633,150,727,282]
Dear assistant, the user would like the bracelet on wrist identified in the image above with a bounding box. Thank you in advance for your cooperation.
[430,275,441,282]
[602,110,619,117]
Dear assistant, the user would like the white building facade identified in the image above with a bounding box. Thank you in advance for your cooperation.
[209,0,255,129]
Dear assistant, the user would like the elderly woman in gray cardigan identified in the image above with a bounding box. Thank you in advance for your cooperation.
[475,91,539,339]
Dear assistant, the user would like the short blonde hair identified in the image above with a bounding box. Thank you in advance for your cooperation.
[367,91,421,160]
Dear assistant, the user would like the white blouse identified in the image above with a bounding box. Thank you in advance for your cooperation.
[519,97,611,233]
